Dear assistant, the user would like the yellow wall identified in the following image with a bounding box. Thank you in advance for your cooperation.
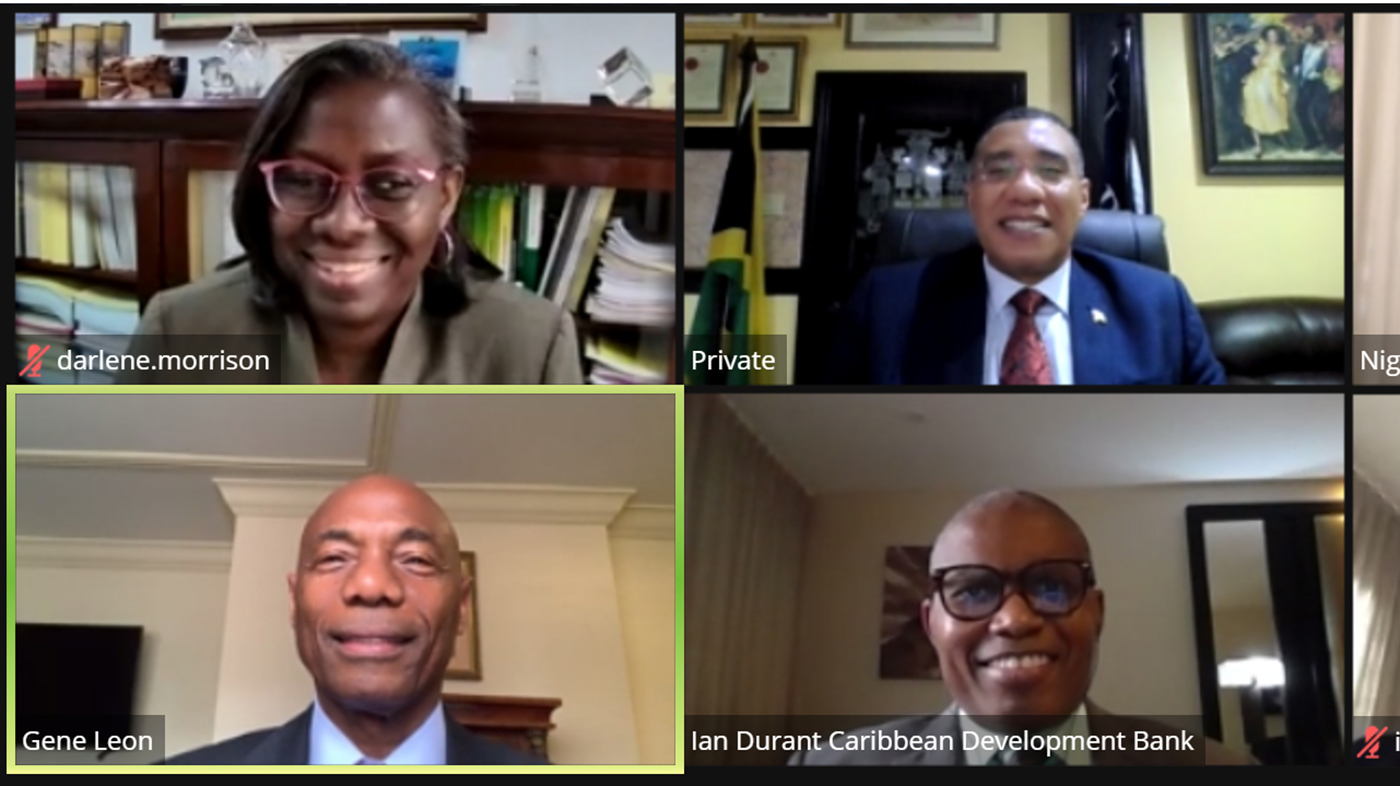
[685,12,1342,309]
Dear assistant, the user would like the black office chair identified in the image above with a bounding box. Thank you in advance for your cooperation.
[874,208,1170,272]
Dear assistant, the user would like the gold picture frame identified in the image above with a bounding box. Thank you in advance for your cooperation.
[154,13,487,40]
[752,13,841,28]
[752,38,806,123]
[444,551,482,681]
[846,13,998,49]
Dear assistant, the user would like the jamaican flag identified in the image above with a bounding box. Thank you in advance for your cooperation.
[685,40,775,385]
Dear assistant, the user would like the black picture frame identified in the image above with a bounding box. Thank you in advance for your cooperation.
[1191,12,1345,175]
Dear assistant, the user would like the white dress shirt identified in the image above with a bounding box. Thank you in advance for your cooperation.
[309,699,447,765]
[983,257,1074,385]
[960,703,1093,765]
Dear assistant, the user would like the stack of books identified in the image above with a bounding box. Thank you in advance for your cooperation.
[15,274,139,384]
[584,331,670,385]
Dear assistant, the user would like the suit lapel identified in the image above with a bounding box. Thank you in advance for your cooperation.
[903,247,987,384]
[379,283,430,384]
[281,283,429,384]
[1068,257,1114,385]
[241,705,314,764]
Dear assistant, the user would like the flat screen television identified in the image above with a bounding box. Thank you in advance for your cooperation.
[17,623,143,746]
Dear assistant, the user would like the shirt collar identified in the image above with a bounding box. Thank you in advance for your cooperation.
[309,699,447,765]
[959,703,1092,766]
[984,255,1072,317]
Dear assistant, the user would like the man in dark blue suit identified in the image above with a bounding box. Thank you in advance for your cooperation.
[827,108,1225,385]
[165,476,544,766]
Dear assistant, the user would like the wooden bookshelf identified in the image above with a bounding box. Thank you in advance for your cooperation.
[16,99,678,381]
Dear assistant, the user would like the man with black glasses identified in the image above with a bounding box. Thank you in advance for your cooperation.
[791,490,1252,765]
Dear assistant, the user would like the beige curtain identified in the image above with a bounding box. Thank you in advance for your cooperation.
[1355,14,1400,334]
[1354,473,1400,727]
[685,395,809,764]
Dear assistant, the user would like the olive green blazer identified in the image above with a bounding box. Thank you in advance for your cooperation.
[119,264,584,384]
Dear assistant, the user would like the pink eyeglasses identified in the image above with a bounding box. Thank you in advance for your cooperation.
[258,159,444,221]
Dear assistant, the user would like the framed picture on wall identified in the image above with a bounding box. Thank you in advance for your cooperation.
[881,546,940,680]
[154,12,487,40]
[846,13,998,48]
[752,13,840,28]
[1192,12,1345,175]
[752,39,805,122]
[684,39,731,118]
[444,551,482,680]
[684,14,743,26]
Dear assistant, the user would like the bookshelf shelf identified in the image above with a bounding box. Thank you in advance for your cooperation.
[17,258,137,289]
[16,99,677,382]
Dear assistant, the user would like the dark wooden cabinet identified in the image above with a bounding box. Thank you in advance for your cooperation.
[443,693,561,761]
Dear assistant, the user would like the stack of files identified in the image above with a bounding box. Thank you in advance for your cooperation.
[584,218,675,327]
[584,331,670,385]
[15,274,139,383]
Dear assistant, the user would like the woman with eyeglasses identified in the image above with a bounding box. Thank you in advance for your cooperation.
[122,39,583,384]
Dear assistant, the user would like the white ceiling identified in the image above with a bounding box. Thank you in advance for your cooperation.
[1354,395,1400,501]
[723,393,1343,495]
[14,394,674,542]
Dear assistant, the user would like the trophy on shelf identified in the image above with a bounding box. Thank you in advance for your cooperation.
[511,44,543,103]
[598,47,652,107]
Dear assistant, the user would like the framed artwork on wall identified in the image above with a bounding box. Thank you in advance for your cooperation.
[881,545,940,680]
[1192,12,1344,175]
[752,39,805,122]
[683,14,743,27]
[444,551,482,680]
[154,12,487,40]
[684,38,731,118]
[753,14,840,28]
[846,13,998,49]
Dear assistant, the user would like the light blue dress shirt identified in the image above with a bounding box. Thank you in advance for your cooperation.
[309,699,447,765]
[983,257,1074,385]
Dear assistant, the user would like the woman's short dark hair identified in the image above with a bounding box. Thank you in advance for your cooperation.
[227,38,498,318]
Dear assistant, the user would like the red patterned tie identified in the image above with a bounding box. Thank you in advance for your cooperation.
[1000,289,1053,385]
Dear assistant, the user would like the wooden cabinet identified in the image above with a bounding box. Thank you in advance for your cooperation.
[443,693,562,762]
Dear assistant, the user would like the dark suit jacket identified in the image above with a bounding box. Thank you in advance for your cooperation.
[119,264,583,384]
[789,703,1255,765]
[826,245,1226,385]
[162,705,545,765]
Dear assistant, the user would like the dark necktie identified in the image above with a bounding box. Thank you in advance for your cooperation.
[1000,288,1053,385]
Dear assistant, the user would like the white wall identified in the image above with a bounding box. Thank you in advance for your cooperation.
[609,517,676,764]
[212,510,643,765]
[18,13,676,103]
[15,538,231,763]
[790,479,1342,718]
